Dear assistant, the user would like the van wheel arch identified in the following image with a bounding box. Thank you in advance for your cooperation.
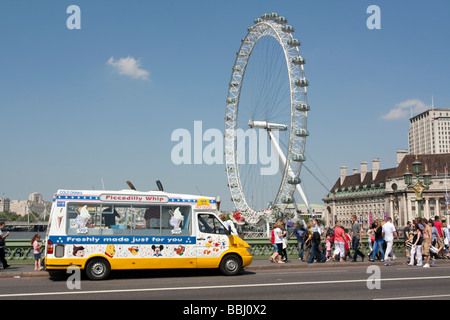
[219,253,242,276]
[85,257,111,280]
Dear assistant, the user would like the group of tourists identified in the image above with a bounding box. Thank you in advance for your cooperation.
[269,215,450,266]
[405,216,450,268]
[269,215,365,264]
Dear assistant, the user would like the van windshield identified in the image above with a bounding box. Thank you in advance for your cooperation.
[197,213,227,235]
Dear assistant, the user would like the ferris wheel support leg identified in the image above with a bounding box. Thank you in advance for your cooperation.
[267,130,313,216]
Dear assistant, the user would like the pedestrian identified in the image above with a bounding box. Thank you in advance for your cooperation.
[422,218,432,268]
[269,223,278,263]
[367,222,375,258]
[307,219,326,263]
[370,220,385,262]
[303,221,312,262]
[431,221,440,261]
[288,221,307,260]
[404,221,412,260]
[382,217,399,261]
[343,228,352,260]
[0,222,10,269]
[280,223,288,262]
[433,216,445,258]
[325,229,333,261]
[408,221,423,266]
[269,222,285,264]
[219,214,238,236]
[331,222,346,262]
[350,215,365,262]
[31,234,44,271]
[442,220,450,259]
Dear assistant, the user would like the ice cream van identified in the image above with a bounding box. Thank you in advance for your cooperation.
[44,188,252,280]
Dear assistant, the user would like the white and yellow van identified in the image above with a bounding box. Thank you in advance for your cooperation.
[45,189,252,280]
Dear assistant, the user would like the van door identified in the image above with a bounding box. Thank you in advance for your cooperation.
[195,212,229,268]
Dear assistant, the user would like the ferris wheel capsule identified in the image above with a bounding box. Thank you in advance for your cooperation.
[296,103,310,111]
[275,16,288,24]
[292,154,306,162]
[292,57,305,65]
[295,128,309,137]
[287,177,301,184]
[295,79,309,87]
[287,39,301,47]
[282,25,295,33]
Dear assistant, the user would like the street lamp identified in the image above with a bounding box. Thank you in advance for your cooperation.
[403,156,431,217]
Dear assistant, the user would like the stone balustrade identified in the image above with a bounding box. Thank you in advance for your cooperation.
[245,238,407,258]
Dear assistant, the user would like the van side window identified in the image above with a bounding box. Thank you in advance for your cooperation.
[67,204,103,235]
[197,214,226,235]
[144,206,161,230]
[161,206,191,236]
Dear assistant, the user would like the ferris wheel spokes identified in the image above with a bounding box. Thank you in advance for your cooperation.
[225,13,311,225]
[266,129,312,215]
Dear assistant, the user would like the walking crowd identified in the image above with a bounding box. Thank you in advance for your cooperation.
[405,216,450,267]
[269,215,450,266]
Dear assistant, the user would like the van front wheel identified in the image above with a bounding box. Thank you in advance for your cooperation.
[85,258,111,280]
[219,254,242,276]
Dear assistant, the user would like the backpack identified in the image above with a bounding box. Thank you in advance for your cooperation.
[312,231,321,244]
[303,230,310,243]
[329,228,335,244]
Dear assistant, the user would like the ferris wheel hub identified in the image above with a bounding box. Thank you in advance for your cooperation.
[248,120,287,131]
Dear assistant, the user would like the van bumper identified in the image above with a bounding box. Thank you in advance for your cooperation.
[242,255,253,268]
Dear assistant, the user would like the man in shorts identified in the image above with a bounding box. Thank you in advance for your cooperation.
[422,218,432,268]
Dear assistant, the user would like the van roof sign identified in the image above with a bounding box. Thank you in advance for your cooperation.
[100,194,169,203]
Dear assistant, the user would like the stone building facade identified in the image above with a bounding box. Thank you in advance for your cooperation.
[323,151,450,230]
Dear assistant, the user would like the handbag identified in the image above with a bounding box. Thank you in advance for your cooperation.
[282,237,288,249]
[405,241,412,250]
[430,245,438,254]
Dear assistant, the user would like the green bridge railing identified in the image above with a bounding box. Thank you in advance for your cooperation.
[2,238,407,263]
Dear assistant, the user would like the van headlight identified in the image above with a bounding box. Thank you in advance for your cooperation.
[246,247,252,255]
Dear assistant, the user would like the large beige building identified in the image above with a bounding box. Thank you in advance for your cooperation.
[409,108,450,154]
[8,193,51,218]
[0,198,10,212]
[323,151,450,230]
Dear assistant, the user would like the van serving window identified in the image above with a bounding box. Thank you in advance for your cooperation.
[66,203,191,236]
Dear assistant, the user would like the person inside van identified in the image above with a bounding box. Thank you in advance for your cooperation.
[145,206,161,229]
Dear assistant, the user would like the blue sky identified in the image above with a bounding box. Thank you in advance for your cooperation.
[1,0,449,211]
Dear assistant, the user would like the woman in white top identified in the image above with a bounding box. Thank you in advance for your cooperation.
[269,222,286,264]
[443,221,450,258]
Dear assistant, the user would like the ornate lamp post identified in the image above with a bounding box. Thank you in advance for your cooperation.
[403,156,432,217]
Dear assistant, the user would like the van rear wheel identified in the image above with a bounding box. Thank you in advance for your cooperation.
[85,258,111,280]
[219,254,242,276]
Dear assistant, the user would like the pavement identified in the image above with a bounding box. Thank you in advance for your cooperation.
[1,257,448,279]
